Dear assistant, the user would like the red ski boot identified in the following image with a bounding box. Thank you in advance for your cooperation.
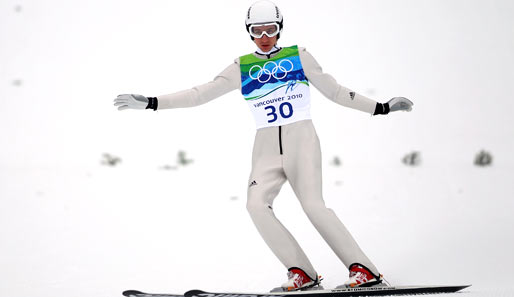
[340,263,383,288]
[272,267,322,292]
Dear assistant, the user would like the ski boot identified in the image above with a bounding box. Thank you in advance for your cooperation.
[271,267,323,292]
[337,263,384,288]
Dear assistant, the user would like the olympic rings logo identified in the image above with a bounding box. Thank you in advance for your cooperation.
[248,59,294,83]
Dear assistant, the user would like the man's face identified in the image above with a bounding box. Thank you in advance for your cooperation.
[254,34,278,52]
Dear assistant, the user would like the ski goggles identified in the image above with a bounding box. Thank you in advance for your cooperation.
[248,23,280,38]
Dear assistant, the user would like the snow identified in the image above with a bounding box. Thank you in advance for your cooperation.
[1,1,514,297]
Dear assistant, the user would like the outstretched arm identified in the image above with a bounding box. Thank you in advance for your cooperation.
[157,61,240,109]
[114,60,241,111]
[298,48,412,115]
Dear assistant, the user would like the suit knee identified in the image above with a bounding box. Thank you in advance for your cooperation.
[246,197,273,217]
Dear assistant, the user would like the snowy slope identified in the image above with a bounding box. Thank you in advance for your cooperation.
[1,161,513,297]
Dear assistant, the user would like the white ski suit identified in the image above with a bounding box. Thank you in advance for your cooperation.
[157,46,380,279]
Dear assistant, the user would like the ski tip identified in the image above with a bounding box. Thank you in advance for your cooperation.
[447,284,472,291]
[446,285,472,293]
[123,290,144,297]
[184,289,207,297]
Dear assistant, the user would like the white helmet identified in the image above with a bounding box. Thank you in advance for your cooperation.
[245,0,283,39]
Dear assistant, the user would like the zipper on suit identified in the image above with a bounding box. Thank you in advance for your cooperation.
[278,126,283,155]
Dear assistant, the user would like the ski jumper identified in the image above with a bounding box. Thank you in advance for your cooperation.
[156,46,380,279]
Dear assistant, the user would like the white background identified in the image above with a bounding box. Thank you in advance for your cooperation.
[1,0,513,296]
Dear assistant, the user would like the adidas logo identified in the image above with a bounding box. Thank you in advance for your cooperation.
[249,180,258,187]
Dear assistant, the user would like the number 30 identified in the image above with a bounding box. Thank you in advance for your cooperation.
[265,102,294,123]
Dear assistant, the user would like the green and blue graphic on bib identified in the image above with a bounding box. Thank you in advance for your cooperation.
[240,45,312,129]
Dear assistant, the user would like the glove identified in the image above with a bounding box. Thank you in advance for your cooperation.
[387,97,413,112]
[114,94,154,111]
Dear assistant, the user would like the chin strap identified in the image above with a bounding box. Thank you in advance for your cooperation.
[254,46,282,59]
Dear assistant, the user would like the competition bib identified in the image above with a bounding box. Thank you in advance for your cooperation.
[240,45,311,129]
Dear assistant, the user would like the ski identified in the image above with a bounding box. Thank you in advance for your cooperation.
[123,285,470,297]
[122,290,183,297]
[183,285,470,297]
